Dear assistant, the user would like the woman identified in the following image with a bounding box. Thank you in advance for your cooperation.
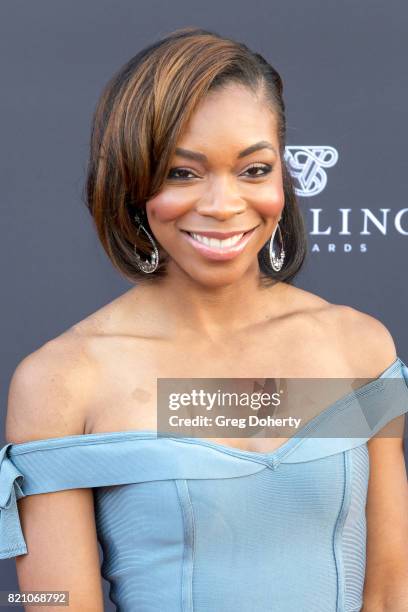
[1,26,408,612]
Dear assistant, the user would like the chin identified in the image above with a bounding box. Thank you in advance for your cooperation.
[182,264,256,289]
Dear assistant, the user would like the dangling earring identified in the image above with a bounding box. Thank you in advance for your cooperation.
[133,212,159,274]
[269,221,285,272]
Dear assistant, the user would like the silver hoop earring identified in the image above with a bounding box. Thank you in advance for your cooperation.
[133,213,159,274]
[269,221,285,272]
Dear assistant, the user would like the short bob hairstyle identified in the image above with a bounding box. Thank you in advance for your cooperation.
[85,26,308,286]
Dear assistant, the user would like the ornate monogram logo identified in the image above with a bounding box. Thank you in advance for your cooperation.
[284,146,339,197]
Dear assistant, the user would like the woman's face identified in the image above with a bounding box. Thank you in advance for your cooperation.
[145,82,285,287]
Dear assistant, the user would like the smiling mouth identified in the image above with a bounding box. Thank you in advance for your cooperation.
[179,226,259,260]
[180,227,257,247]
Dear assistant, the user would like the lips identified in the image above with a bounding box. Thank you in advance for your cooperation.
[180,226,258,261]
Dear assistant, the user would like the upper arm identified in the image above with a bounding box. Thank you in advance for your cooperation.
[5,338,104,611]
[16,488,104,611]
[340,308,408,607]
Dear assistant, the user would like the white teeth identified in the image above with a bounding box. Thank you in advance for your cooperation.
[189,233,244,248]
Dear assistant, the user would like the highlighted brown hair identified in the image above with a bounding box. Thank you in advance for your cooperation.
[84,26,308,286]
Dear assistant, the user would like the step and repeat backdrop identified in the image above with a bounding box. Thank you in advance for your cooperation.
[1,1,406,608]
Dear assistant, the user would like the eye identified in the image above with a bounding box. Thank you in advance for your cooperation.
[167,163,273,181]
[167,167,198,180]
[242,163,273,178]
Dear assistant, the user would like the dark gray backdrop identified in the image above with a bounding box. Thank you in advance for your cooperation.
[1,1,407,608]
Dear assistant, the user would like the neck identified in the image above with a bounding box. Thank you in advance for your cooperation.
[129,263,289,342]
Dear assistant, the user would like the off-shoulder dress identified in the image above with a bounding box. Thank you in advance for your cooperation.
[1,357,408,612]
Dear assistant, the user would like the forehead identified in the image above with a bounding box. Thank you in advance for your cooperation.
[177,82,279,148]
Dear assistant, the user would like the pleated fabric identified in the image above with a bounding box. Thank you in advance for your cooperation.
[1,357,407,612]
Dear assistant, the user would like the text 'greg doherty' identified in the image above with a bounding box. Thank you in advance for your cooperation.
[168,389,283,411]
[168,415,303,429]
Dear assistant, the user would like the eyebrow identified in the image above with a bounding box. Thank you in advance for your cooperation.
[174,140,277,163]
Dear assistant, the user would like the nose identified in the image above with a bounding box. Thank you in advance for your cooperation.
[195,176,246,220]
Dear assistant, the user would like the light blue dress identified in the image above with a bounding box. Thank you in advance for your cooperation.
[1,357,408,612]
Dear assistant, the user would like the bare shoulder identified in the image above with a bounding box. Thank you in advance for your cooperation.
[5,288,136,444]
[5,328,97,444]
[316,300,397,377]
[281,285,397,377]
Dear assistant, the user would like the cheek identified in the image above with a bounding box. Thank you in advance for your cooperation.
[252,183,285,219]
[146,191,191,223]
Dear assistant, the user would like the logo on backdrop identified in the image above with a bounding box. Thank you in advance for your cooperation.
[284,146,338,197]
[284,145,407,253]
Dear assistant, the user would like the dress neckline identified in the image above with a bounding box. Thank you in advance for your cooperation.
[7,356,406,465]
